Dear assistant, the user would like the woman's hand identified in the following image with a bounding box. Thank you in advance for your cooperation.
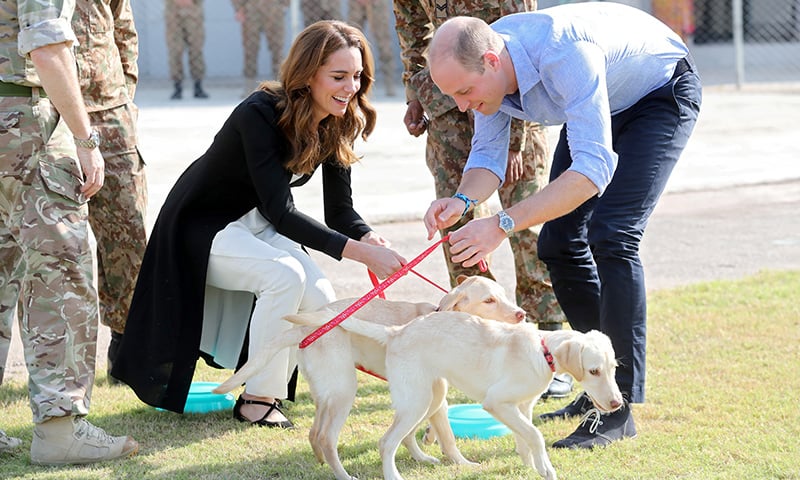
[342,237,407,279]
[360,230,391,248]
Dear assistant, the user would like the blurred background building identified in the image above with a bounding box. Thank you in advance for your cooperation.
[133,0,800,94]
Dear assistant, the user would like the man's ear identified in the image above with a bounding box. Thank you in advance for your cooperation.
[484,50,502,71]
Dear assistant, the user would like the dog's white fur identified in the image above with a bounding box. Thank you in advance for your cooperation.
[214,276,525,480]
[335,313,624,480]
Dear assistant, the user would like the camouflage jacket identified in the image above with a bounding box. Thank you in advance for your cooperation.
[72,0,138,111]
[0,0,78,86]
[393,0,535,149]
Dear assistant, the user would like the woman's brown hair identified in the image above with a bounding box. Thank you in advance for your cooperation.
[261,20,377,175]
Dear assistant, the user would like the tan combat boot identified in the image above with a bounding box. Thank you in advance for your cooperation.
[30,416,138,465]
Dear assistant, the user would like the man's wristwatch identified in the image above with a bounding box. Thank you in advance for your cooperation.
[74,129,100,149]
[496,210,515,235]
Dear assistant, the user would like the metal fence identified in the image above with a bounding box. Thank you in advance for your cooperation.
[134,0,800,95]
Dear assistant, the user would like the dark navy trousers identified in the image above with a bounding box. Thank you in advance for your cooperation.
[538,64,702,403]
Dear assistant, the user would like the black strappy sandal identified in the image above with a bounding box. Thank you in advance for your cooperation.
[233,395,294,429]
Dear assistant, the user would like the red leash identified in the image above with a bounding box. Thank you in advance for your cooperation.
[299,235,451,349]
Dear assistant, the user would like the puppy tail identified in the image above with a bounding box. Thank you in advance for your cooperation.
[283,309,338,327]
[212,325,315,394]
[283,310,390,344]
[337,316,390,345]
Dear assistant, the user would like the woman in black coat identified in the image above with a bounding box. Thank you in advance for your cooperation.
[111,21,406,428]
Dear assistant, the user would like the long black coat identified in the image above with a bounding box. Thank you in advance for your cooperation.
[112,91,371,413]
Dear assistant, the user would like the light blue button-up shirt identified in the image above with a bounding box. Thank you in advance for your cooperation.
[466,2,688,194]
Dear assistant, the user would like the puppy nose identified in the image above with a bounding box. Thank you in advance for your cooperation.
[515,310,526,323]
[609,398,622,410]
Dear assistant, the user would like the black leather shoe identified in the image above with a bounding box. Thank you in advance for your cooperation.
[541,373,573,399]
[233,395,294,429]
[552,400,637,449]
[539,391,594,422]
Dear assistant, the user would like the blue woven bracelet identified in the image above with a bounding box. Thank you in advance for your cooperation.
[452,192,478,218]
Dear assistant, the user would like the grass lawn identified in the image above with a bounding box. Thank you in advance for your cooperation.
[1,270,798,479]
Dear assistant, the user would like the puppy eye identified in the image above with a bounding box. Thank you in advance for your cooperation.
[483,297,496,304]
[589,368,600,376]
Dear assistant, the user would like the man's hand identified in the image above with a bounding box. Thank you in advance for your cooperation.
[403,99,428,137]
[448,216,505,268]
[423,197,463,240]
[77,147,105,198]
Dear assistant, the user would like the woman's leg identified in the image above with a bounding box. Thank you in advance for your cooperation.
[206,222,335,422]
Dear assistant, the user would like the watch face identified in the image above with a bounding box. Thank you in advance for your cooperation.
[499,212,514,233]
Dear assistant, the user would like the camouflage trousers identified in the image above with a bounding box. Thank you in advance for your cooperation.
[426,108,565,326]
[240,0,291,81]
[87,105,147,335]
[301,0,340,23]
[0,95,98,423]
[348,0,396,94]
[165,4,206,83]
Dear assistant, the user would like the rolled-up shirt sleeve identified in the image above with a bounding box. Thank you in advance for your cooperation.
[465,110,513,186]
[18,2,77,56]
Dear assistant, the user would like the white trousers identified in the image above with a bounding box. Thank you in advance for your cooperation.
[204,215,335,398]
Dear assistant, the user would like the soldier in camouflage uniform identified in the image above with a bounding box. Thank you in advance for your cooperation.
[165,0,209,99]
[348,0,397,96]
[393,0,565,329]
[72,0,147,381]
[0,0,137,464]
[232,0,291,95]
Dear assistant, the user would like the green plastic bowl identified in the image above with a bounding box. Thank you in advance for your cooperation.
[448,403,511,439]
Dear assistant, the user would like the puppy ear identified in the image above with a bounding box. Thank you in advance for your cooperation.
[553,340,584,382]
[456,275,469,285]
[438,289,465,312]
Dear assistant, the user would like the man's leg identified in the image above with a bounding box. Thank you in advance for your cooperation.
[541,66,701,448]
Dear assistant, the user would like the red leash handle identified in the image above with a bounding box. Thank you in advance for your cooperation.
[299,235,450,349]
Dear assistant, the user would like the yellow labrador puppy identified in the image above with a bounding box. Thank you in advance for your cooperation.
[215,276,524,480]
[333,313,623,480]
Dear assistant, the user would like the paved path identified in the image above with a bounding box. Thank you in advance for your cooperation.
[4,84,800,380]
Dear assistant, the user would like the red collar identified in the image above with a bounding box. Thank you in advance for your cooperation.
[541,337,556,372]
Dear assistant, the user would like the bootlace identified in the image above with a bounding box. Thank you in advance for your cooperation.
[74,418,115,444]
[578,407,603,434]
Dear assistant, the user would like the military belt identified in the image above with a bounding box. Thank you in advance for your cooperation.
[0,81,47,98]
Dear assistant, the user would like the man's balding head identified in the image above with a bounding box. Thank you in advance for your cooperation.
[430,16,504,74]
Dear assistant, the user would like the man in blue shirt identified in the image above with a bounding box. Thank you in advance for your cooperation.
[423,3,702,448]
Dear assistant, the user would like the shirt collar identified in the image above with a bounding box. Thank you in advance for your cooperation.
[501,33,541,98]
